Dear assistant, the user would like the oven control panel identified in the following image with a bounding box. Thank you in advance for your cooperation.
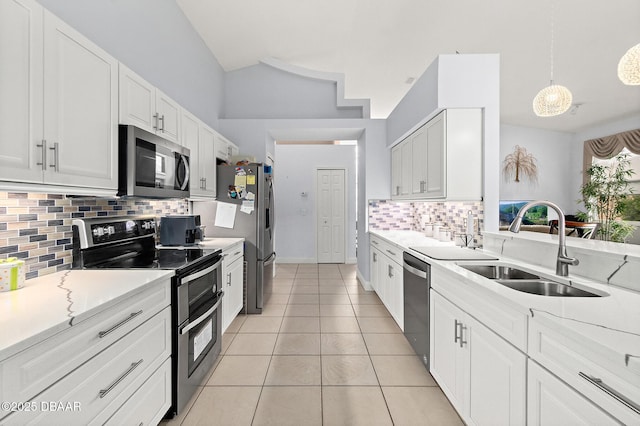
[90,219,156,245]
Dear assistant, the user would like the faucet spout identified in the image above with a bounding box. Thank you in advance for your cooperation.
[508,200,579,277]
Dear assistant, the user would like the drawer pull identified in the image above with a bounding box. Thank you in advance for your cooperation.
[99,359,143,399]
[234,251,242,256]
[579,372,640,415]
[372,240,379,245]
[386,249,396,256]
[98,310,143,338]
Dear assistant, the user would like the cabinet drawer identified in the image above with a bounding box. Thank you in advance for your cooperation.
[529,316,640,424]
[370,235,403,265]
[0,281,170,407]
[223,242,244,267]
[104,357,171,426]
[4,307,171,426]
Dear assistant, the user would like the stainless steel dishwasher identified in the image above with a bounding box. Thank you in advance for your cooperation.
[403,251,431,368]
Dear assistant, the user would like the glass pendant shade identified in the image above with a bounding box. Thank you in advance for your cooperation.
[532,84,573,117]
[618,43,640,85]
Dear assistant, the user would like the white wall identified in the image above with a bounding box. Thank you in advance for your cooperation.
[274,145,357,263]
[500,124,576,214]
[224,63,363,119]
[38,0,225,128]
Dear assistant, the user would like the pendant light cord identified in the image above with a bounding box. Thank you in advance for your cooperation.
[549,0,555,85]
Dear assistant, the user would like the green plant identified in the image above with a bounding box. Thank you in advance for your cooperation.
[578,153,635,242]
[620,194,640,221]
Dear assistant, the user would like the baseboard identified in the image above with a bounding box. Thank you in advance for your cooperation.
[356,268,373,291]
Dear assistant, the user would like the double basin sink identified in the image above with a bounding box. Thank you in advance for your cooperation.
[457,264,606,297]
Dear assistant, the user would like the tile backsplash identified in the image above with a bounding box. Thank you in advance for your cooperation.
[368,199,484,243]
[0,192,188,280]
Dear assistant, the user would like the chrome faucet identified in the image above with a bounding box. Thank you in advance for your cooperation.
[508,200,579,277]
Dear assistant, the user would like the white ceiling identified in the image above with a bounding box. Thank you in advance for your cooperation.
[177,0,640,133]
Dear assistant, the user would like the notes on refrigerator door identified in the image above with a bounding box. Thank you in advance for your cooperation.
[215,202,237,228]
[241,200,254,214]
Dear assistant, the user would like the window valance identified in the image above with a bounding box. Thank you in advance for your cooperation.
[582,128,640,184]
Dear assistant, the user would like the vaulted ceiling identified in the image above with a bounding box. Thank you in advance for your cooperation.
[177,0,640,133]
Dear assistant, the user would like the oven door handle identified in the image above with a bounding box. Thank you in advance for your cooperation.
[180,259,222,285]
[179,292,224,336]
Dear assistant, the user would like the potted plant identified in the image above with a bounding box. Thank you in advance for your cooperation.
[578,152,636,242]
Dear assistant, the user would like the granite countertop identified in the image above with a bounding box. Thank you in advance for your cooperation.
[0,269,174,361]
[369,229,640,374]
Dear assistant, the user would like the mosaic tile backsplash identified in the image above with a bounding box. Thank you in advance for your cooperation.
[368,199,485,242]
[0,192,188,280]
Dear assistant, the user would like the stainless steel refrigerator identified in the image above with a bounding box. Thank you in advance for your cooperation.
[193,163,275,314]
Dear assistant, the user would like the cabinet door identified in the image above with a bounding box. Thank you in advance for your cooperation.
[215,134,230,161]
[181,110,200,190]
[389,260,404,330]
[199,125,216,197]
[156,89,180,143]
[400,141,412,197]
[391,146,402,198]
[118,64,156,134]
[42,11,118,189]
[430,290,467,410]
[0,0,44,184]
[411,128,427,196]
[528,361,619,426]
[370,246,380,293]
[228,257,244,322]
[425,112,445,197]
[467,315,526,426]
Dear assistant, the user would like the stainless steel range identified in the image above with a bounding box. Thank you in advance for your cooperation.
[72,216,223,417]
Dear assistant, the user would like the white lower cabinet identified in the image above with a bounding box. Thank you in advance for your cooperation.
[527,360,619,426]
[430,289,526,426]
[369,236,403,330]
[0,281,172,425]
[222,242,244,333]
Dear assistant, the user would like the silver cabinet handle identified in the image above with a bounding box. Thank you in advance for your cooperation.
[373,253,377,262]
[99,359,143,398]
[203,177,206,189]
[227,272,231,286]
[37,140,47,170]
[159,114,165,132]
[388,265,393,278]
[420,180,426,193]
[371,240,379,245]
[386,249,396,256]
[234,251,242,256]
[98,310,143,338]
[49,142,59,172]
[396,185,400,196]
[579,372,640,414]
[153,113,159,131]
[454,319,467,347]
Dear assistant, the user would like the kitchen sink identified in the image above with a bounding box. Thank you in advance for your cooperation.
[457,262,607,297]
[495,279,602,297]
[458,264,540,280]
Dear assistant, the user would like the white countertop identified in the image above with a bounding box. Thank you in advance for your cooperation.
[198,237,244,251]
[0,269,174,361]
[370,230,456,249]
[370,229,640,373]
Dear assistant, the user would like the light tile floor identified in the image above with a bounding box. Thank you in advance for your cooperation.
[163,263,462,426]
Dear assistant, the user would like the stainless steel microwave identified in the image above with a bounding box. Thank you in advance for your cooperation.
[118,125,190,198]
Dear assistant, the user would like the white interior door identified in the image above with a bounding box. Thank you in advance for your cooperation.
[317,169,346,263]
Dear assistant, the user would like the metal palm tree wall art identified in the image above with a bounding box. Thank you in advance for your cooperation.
[503,145,539,183]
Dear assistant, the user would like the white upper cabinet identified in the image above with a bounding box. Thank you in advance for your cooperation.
[42,10,118,189]
[391,109,482,200]
[214,133,239,163]
[119,64,181,144]
[181,109,216,199]
[0,0,44,184]
[0,0,118,191]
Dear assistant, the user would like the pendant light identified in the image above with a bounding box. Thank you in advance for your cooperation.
[532,0,572,117]
[618,43,640,85]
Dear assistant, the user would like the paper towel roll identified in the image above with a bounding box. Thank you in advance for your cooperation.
[0,257,26,292]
